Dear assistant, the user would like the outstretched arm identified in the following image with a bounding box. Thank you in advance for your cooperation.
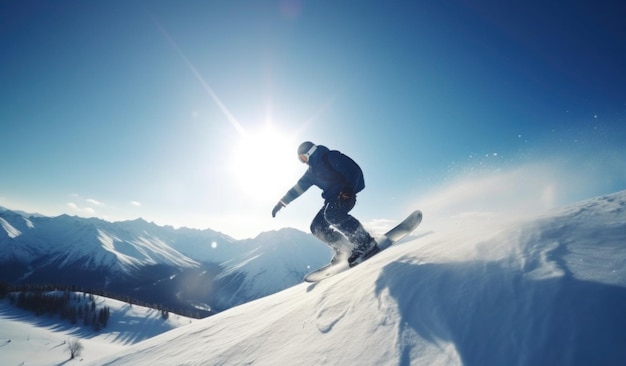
[271,175,313,217]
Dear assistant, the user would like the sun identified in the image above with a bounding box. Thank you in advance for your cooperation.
[230,125,302,202]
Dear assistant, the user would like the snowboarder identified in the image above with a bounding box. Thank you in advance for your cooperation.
[272,141,378,265]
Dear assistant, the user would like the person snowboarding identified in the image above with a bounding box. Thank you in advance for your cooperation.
[271,141,378,265]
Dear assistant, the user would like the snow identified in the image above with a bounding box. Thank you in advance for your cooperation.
[0,217,22,238]
[0,294,194,365]
[215,228,331,302]
[2,190,625,365]
[0,212,328,315]
[89,190,625,365]
[0,214,205,273]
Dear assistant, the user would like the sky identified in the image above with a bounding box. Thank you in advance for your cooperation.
[1,0,625,239]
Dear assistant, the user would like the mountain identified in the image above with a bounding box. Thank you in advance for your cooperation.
[91,190,626,365]
[0,209,330,316]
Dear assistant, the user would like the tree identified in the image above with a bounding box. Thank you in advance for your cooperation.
[67,338,84,359]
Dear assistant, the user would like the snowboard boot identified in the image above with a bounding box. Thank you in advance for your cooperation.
[330,245,343,265]
[328,237,352,265]
[347,238,379,266]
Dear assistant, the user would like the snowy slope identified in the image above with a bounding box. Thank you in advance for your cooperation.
[0,217,22,238]
[92,190,626,366]
[0,293,194,366]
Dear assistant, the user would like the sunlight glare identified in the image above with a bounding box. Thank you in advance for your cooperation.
[230,124,301,202]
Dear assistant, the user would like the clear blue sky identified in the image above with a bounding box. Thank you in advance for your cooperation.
[1,1,625,238]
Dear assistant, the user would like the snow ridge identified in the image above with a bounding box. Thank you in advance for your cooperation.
[0,217,21,238]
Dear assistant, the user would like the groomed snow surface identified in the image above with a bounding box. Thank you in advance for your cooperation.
[2,191,625,365]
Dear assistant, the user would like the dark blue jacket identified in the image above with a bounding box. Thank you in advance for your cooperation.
[280,145,365,205]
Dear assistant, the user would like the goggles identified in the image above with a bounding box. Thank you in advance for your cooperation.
[298,144,317,164]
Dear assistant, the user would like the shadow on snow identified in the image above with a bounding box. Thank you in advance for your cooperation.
[375,256,626,366]
[0,302,175,345]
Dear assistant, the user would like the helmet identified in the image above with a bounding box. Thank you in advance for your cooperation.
[297,141,317,163]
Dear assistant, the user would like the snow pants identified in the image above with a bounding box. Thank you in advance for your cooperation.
[310,195,372,249]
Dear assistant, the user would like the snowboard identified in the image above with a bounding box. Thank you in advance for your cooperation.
[304,210,423,283]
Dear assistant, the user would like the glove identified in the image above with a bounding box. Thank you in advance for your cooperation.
[272,202,285,218]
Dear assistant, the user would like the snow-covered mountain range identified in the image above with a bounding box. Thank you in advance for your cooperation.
[0,208,330,316]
